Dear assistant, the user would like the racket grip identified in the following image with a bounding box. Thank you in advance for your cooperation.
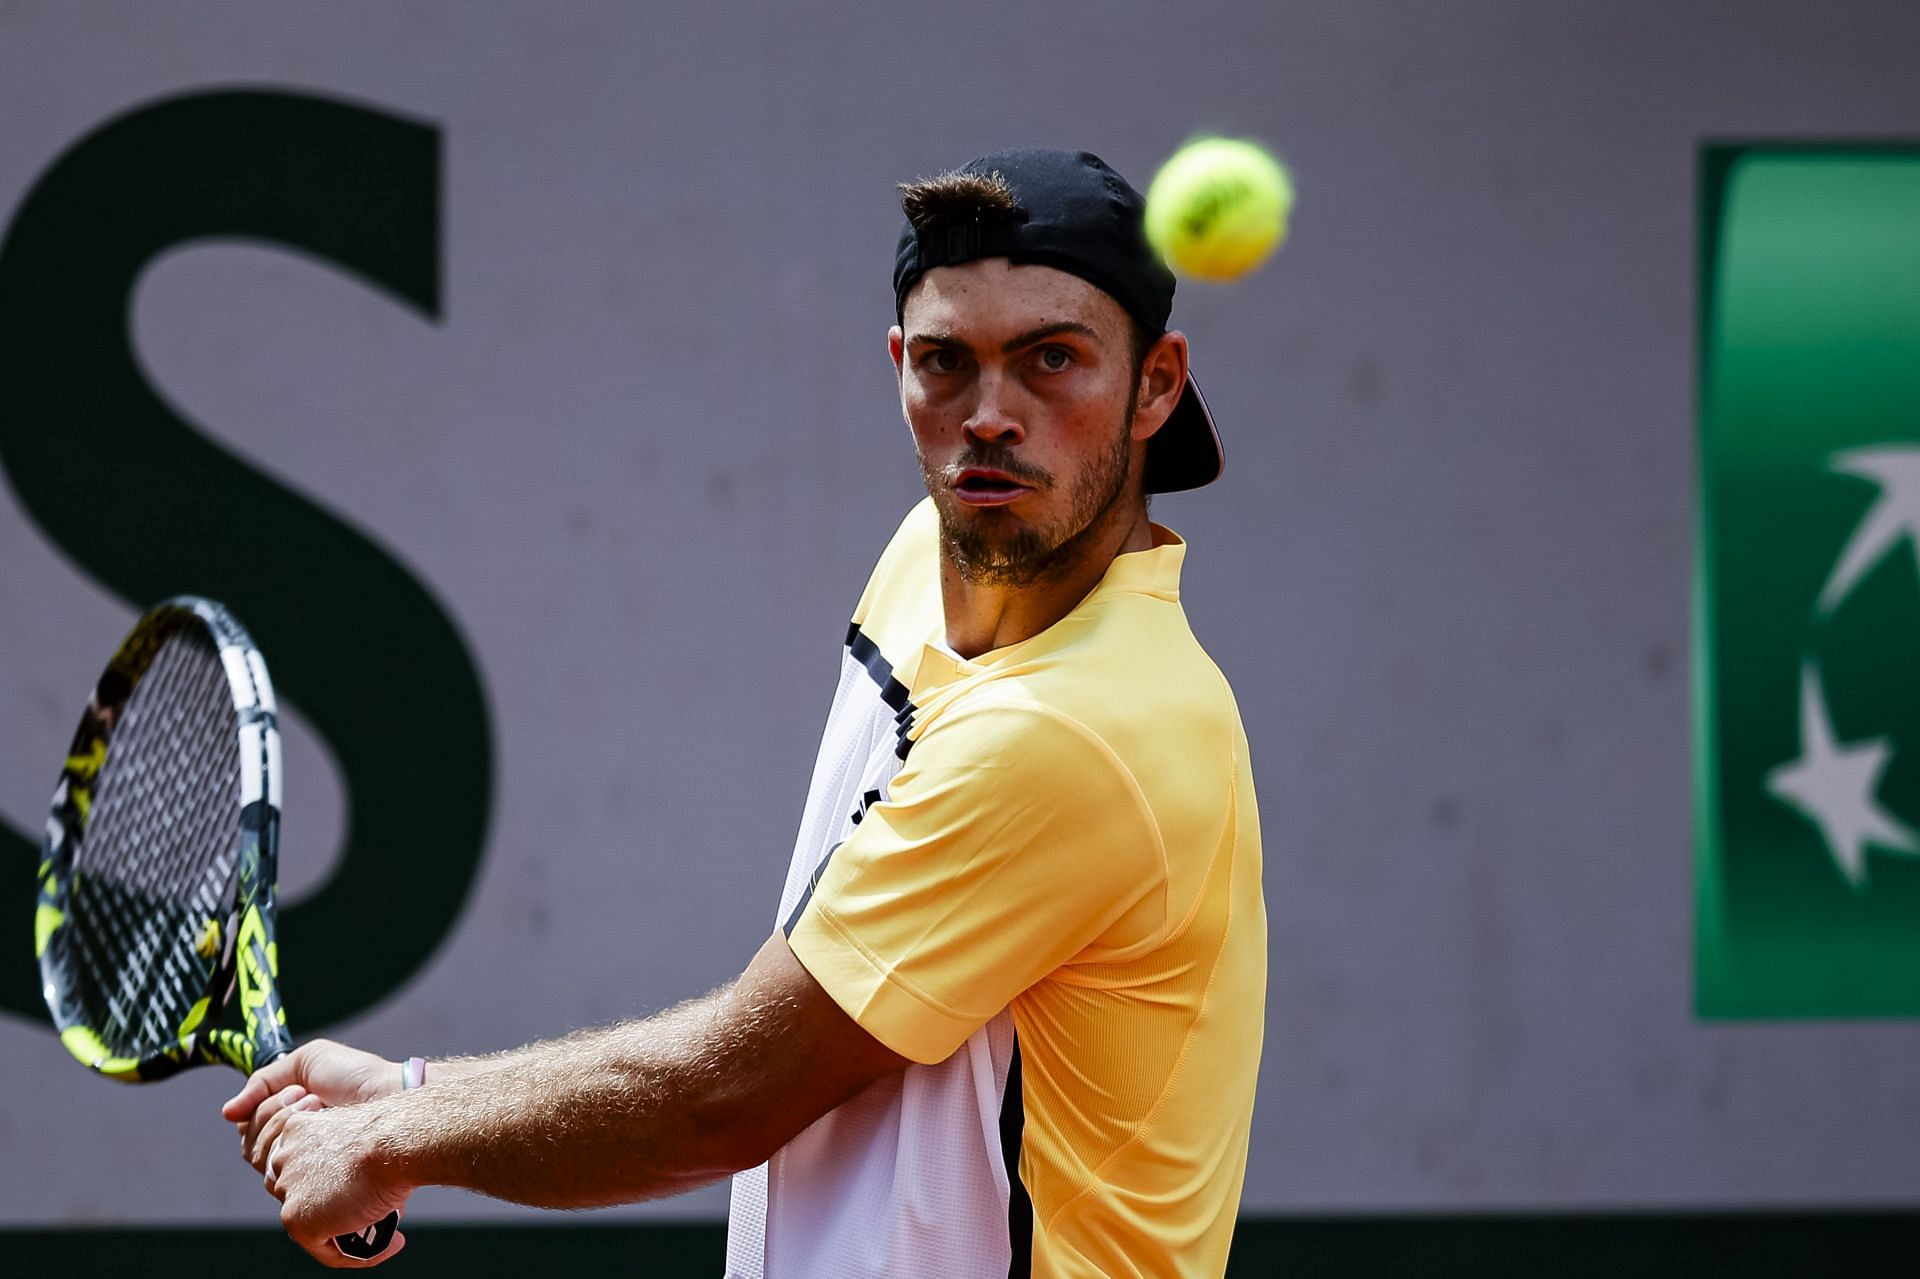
[333,1210,400,1260]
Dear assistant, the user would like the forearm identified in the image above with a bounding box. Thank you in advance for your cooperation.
[425,1030,608,1084]
[361,987,779,1208]
[250,933,908,1254]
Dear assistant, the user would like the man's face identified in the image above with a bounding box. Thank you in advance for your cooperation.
[889,259,1153,586]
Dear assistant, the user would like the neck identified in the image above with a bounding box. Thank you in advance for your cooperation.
[939,499,1155,659]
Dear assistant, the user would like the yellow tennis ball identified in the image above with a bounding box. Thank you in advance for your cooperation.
[1144,138,1293,282]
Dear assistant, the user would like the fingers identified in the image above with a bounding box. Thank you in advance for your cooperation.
[241,1084,308,1168]
[241,1085,320,1169]
[276,1135,410,1269]
[221,1050,306,1122]
[251,1083,322,1167]
[220,1074,270,1123]
[260,1100,321,1195]
[247,1073,413,1270]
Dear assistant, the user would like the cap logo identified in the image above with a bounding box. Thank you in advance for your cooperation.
[917,212,1021,270]
[942,221,981,261]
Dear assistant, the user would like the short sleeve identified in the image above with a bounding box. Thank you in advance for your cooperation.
[787,697,1166,1064]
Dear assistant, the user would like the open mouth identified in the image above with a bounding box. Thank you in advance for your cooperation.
[953,471,1031,506]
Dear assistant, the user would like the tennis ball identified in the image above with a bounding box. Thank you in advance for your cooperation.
[1144,138,1293,282]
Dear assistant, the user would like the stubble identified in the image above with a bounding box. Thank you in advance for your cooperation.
[922,396,1139,588]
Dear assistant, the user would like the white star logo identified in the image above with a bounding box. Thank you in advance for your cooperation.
[1766,663,1919,888]
[1818,446,1920,612]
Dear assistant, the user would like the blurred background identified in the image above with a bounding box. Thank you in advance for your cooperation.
[3,1,1918,1273]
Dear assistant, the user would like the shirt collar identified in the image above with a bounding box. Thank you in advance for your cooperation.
[911,522,1186,694]
[1096,521,1185,603]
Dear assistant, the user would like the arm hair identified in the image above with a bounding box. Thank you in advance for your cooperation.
[360,932,906,1208]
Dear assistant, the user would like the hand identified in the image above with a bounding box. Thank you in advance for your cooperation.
[264,1106,410,1267]
[223,1039,400,1170]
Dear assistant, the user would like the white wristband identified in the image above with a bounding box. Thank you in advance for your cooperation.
[401,1056,426,1091]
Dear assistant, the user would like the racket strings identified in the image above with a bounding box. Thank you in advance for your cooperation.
[64,627,244,1055]
[68,879,207,1051]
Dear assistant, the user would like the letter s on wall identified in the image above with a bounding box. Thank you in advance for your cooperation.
[0,89,491,1029]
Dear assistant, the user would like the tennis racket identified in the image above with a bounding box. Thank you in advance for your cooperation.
[33,596,398,1260]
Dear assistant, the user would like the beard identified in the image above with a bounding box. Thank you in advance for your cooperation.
[920,394,1139,588]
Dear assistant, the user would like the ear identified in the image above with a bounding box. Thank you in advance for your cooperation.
[887,326,905,378]
[1130,331,1190,443]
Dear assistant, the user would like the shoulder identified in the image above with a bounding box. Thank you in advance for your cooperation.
[986,597,1243,776]
[902,690,1158,840]
[913,687,1142,781]
[851,498,940,626]
[909,609,1246,876]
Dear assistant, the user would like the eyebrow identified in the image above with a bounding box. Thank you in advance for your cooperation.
[906,320,1105,354]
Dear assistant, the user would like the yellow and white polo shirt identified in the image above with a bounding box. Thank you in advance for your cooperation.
[727,498,1265,1279]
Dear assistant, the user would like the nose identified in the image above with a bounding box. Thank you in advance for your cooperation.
[962,369,1025,448]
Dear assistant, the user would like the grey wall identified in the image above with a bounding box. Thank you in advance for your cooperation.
[3,0,1919,1227]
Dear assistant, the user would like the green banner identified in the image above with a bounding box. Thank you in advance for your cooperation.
[1697,144,1920,1016]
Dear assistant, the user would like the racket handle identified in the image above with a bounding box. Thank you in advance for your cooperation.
[333,1211,400,1260]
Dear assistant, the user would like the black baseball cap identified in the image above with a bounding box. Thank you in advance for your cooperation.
[892,148,1224,494]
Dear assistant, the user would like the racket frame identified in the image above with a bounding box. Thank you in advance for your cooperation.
[35,596,292,1081]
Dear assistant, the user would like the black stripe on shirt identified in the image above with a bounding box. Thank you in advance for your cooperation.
[784,629,921,936]
[846,622,911,711]
[846,623,917,760]
[781,839,841,937]
[1002,1037,1033,1279]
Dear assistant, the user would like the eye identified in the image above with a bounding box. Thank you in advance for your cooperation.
[920,348,964,374]
[1036,346,1073,371]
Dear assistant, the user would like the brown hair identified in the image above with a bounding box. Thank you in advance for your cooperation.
[897,169,1018,231]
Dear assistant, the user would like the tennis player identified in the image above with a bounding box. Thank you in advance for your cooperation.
[224,148,1266,1277]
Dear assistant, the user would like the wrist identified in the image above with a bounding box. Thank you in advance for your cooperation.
[361,1060,430,1192]
[356,1103,419,1196]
